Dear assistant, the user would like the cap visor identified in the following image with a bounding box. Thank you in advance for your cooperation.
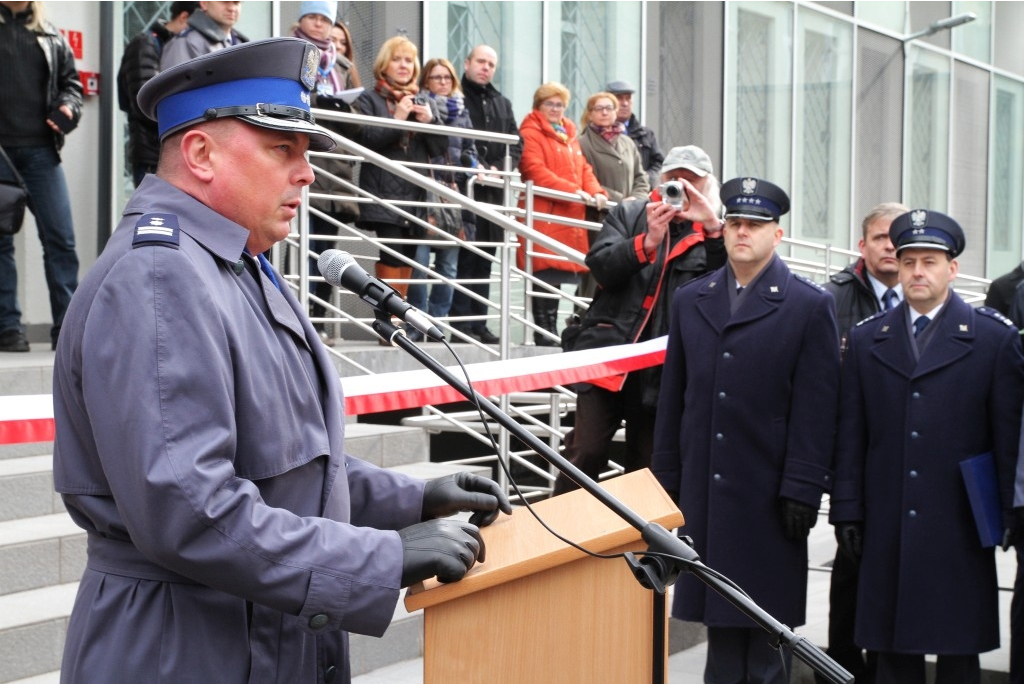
[661,163,709,177]
[724,210,774,222]
[239,114,337,152]
[895,240,952,253]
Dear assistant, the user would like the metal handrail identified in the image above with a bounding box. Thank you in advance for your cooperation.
[278,108,994,495]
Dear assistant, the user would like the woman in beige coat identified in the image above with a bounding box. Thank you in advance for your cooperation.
[577,91,650,302]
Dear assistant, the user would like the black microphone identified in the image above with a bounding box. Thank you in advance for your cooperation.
[317,249,444,341]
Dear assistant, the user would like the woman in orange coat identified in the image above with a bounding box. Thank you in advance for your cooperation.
[518,82,607,345]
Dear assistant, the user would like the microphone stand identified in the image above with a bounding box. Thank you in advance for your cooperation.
[373,317,853,684]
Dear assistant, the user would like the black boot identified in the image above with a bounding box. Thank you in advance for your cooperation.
[533,299,560,346]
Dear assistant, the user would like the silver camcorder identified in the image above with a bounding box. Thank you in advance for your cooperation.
[658,181,687,209]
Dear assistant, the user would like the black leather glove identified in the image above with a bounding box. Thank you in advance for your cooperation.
[422,472,513,527]
[835,523,864,561]
[398,519,484,587]
[1003,506,1024,550]
[780,498,818,540]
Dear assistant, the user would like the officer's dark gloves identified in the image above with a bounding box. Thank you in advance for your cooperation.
[1002,506,1024,550]
[421,472,513,527]
[835,523,863,560]
[780,498,818,540]
[398,519,484,587]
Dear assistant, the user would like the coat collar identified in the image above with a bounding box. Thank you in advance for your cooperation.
[869,290,973,378]
[695,254,789,333]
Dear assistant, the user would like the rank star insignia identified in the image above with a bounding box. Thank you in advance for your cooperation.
[882,325,890,332]
[770,286,779,293]
[912,228,925,235]
[960,324,969,332]
[709,281,717,288]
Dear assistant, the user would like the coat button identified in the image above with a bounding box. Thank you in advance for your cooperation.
[309,613,329,629]
[716,433,724,441]
[912,391,921,399]
[718,391,727,400]
[723,351,732,359]
[908,510,917,518]
[910,431,919,439]
[909,470,918,478]
[713,473,721,481]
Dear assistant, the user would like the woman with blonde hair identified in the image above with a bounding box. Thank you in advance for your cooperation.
[575,90,649,304]
[517,82,606,345]
[355,36,448,312]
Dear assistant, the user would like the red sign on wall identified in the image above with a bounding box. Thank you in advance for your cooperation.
[59,29,84,60]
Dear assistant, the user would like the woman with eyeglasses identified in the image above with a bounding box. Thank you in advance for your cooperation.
[575,91,650,306]
[517,82,607,346]
[404,58,479,337]
[356,36,448,323]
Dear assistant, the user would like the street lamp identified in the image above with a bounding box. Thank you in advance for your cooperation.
[902,12,977,42]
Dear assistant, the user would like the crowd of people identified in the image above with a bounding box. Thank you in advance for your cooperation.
[4,1,1024,683]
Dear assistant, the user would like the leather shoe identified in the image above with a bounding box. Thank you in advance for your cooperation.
[475,327,499,344]
[0,329,29,353]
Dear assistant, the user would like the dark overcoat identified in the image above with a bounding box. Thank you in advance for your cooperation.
[53,177,424,683]
[829,293,1024,654]
[652,255,840,628]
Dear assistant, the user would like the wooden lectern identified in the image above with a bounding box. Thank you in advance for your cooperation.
[404,469,684,683]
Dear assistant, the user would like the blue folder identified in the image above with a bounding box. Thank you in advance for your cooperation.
[959,452,1003,548]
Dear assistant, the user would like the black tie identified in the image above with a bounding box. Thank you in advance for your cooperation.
[882,288,898,310]
[913,315,930,338]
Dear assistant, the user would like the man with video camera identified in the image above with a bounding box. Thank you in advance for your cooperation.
[553,145,725,495]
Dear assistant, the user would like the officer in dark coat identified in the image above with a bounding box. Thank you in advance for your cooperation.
[829,209,1024,683]
[652,177,840,683]
[53,39,509,683]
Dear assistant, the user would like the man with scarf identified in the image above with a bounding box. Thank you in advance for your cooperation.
[553,145,725,495]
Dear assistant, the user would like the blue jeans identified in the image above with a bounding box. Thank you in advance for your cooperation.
[0,145,79,341]
[408,242,458,318]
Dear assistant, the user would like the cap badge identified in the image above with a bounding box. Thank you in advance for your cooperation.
[742,177,757,195]
[910,209,927,228]
[301,44,319,91]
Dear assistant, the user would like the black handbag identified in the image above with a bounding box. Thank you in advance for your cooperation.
[0,145,29,237]
[425,168,463,238]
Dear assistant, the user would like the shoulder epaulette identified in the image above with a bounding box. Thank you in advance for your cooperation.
[132,213,180,249]
[795,274,827,293]
[976,306,1017,328]
[855,311,886,327]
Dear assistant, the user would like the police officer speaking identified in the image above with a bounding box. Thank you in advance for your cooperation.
[52,38,510,683]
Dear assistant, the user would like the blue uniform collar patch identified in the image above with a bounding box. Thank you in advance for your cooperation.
[132,213,180,248]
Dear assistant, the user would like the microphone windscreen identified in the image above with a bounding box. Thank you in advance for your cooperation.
[318,249,354,287]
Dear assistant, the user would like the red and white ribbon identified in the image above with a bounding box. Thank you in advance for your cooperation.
[0,337,667,445]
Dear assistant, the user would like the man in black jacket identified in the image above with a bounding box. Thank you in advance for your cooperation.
[986,260,1024,318]
[553,146,725,495]
[117,1,198,186]
[607,80,665,189]
[450,44,522,344]
[825,202,908,356]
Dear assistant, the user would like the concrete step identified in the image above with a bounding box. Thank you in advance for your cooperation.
[346,422,429,468]
[0,514,85,596]
[0,583,77,684]
[0,456,62,523]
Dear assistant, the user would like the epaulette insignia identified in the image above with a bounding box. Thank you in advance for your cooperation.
[977,306,1016,328]
[795,274,826,292]
[132,213,180,249]
[855,311,886,327]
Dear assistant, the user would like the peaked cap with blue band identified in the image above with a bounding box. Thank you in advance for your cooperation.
[721,177,790,222]
[137,37,336,152]
[889,208,965,258]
